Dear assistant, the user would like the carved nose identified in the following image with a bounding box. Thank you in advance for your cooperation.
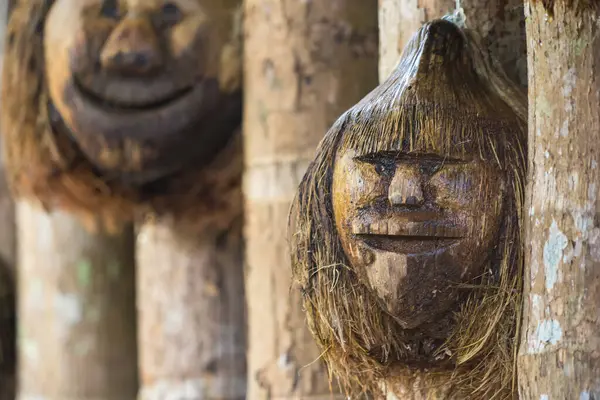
[100,17,162,75]
[388,165,424,206]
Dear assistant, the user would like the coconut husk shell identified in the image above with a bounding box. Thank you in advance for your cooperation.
[289,18,526,399]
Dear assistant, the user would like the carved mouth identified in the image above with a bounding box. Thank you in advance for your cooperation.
[73,77,194,112]
[352,219,464,254]
[357,234,462,254]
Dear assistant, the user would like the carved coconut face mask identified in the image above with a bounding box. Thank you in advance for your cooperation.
[332,147,506,329]
[289,18,526,397]
[324,19,524,331]
[43,0,241,184]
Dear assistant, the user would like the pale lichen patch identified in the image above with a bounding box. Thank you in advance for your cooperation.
[164,308,184,335]
[564,361,572,376]
[560,119,569,137]
[54,292,83,328]
[572,209,593,237]
[580,391,590,400]
[528,319,563,354]
[562,67,576,113]
[543,219,568,290]
[588,183,597,203]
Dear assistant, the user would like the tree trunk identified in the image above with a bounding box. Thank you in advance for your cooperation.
[16,202,138,400]
[378,0,527,86]
[243,1,378,398]
[0,1,18,398]
[378,2,526,399]
[518,2,600,398]
[136,215,246,399]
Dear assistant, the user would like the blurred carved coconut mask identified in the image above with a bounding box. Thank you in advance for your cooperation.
[43,0,241,184]
[331,20,523,329]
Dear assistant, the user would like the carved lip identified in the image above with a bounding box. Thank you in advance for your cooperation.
[61,75,216,142]
[352,219,464,254]
[73,75,194,112]
[357,235,461,254]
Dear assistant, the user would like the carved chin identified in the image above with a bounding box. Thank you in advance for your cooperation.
[52,76,225,184]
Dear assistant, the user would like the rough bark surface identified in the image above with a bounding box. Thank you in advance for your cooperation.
[378,0,527,86]
[16,202,138,400]
[243,1,378,398]
[518,2,600,398]
[0,2,16,399]
[136,218,246,400]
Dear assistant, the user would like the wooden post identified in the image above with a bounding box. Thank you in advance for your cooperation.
[243,1,379,397]
[518,1,600,398]
[16,203,138,400]
[136,213,246,399]
[378,0,527,86]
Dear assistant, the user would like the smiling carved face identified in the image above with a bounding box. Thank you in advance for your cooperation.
[43,0,241,184]
[332,146,506,329]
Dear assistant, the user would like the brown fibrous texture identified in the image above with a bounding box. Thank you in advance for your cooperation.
[531,0,600,15]
[289,19,527,399]
[1,0,242,233]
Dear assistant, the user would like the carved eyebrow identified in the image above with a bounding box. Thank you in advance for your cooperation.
[354,151,467,164]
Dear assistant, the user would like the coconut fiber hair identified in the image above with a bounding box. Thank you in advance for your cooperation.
[289,19,527,398]
[1,0,242,231]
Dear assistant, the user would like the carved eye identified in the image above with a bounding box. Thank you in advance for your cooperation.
[100,0,120,19]
[160,2,183,27]
[374,162,395,177]
[419,162,443,176]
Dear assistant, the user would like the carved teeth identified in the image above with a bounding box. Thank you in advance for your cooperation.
[370,222,379,234]
[367,221,389,235]
[388,220,401,235]
[435,224,446,237]
[352,220,368,234]
[354,219,463,237]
